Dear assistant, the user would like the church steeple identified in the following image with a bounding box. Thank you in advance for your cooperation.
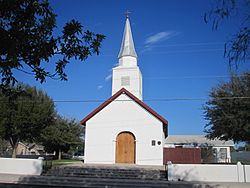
[117,16,138,67]
[118,17,137,59]
[112,14,142,100]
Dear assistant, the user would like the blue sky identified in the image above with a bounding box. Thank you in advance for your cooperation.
[16,0,249,135]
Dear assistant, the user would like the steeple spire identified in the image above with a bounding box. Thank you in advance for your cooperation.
[118,16,137,59]
[112,14,142,100]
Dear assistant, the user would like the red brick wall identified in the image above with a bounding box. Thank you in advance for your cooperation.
[164,148,201,164]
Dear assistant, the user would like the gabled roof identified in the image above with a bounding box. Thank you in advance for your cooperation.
[80,88,168,125]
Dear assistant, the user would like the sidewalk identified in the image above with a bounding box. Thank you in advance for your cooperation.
[0,173,37,184]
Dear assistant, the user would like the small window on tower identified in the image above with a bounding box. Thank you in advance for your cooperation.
[121,76,130,86]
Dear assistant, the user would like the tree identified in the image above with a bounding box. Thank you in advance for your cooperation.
[204,0,250,69]
[41,116,83,160]
[201,146,215,163]
[204,71,250,143]
[0,0,105,88]
[0,138,9,156]
[0,83,55,157]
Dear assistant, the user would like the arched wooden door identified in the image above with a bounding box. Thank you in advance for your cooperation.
[115,132,135,164]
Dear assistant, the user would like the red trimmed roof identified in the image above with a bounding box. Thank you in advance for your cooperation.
[80,88,168,125]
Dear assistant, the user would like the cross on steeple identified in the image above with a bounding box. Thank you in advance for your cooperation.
[125,10,131,18]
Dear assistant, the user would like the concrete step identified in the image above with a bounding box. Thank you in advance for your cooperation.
[0,176,189,188]
[46,166,167,180]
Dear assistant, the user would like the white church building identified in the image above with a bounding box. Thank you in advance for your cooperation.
[81,16,168,166]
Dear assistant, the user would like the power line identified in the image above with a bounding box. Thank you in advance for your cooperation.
[144,75,231,80]
[109,75,249,81]
[100,48,224,57]
[0,96,249,103]
[140,48,224,54]
[101,42,225,51]
[52,97,250,103]
[117,75,240,81]
[139,42,224,48]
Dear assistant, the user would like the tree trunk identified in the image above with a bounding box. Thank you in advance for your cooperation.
[9,138,18,158]
[12,142,18,158]
[55,149,62,160]
[58,148,62,160]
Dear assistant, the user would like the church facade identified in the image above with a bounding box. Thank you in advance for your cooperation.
[81,17,168,166]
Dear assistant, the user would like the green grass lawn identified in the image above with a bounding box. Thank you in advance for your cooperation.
[52,159,80,166]
[43,159,81,173]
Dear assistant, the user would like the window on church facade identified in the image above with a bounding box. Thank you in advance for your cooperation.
[121,76,130,86]
[152,140,156,146]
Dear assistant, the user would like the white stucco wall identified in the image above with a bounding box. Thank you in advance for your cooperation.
[118,56,137,67]
[112,66,142,100]
[245,165,250,182]
[168,162,250,182]
[84,94,164,165]
[0,158,43,175]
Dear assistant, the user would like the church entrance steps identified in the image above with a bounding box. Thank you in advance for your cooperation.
[45,164,167,181]
[62,162,165,170]
[0,175,194,188]
[1,173,250,187]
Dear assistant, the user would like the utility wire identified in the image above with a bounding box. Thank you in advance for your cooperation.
[140,48,224,54]
[100,48,224,57]
[52,97,250,103]
[105,75,249,83]
[0,96,249,103]
[101,42,225,51]
[110,75,248,81]
[144,75,249,80]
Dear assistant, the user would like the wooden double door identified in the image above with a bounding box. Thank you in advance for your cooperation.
[115,132,135,164]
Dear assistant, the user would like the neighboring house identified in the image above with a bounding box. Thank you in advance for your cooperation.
[81,17,168,166]
[26,143,45,155]
[165,135,234,163]
[16,142,29,155]
[16,142,45,155]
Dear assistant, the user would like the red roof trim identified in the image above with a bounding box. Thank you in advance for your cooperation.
[80,88,168,125]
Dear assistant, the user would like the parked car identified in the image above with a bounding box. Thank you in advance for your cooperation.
[72,152,84,161]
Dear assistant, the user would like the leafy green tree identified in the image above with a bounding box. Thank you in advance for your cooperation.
[0,83,55,157]
[0,0,105,88]
[204,0,250,69]
[204,71,250,143]
[201,146,215,163]
[0,138,9,156]
[41,116,83,160]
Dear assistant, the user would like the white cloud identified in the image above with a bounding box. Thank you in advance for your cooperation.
[97,85,103,90]
[145,31,178,45]
[105,74,112,81]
